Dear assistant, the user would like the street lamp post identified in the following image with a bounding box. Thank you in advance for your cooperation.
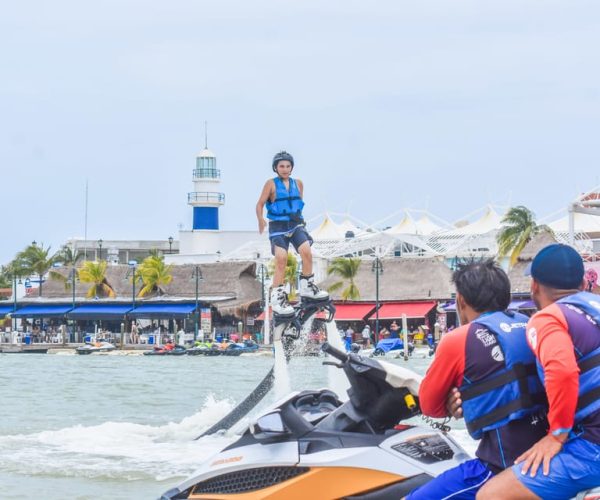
[257,264,267,308]
[70,267,77,310]
[125,261,138,338]
[97,239,103,261]
[192,265,203,341]
[67,267,78,344]
[168,236,174,254]
[256,262,270,344]
[12,275,20,332]
[372,256,384,344]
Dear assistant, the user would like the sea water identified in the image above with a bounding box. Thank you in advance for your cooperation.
[0,351,474,499]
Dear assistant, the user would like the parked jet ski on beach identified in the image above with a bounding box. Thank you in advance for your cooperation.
[160,343,466,499]
[143,344,187,356]
[75,340,116,355]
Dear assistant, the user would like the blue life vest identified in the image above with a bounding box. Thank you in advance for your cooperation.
[460,311,547,439]
[266,177,305,222]
[548,292,600,424]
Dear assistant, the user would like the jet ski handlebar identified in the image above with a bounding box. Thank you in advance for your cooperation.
[320,342,348,363]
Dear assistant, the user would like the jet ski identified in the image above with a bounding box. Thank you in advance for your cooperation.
[75,340,116,355]
[143,344,187,356]
[223,340,260,355]
[160,342,469,499]
[364,337,415,357]
[162,343,600,500]
[187,342,213,356]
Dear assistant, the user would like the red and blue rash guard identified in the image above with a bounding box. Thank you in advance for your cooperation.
[420,322,548,472]
[526,303,600,443]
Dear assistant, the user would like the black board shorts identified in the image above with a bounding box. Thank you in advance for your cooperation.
[268,221,313,255]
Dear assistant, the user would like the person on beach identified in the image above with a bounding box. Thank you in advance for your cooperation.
[256,150,328,315]
[389,320,400,338]
[478,245,600,499]
[406,259,548,499]
[361,324,371,347]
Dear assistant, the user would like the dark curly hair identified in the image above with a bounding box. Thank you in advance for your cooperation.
[452,258,511,313]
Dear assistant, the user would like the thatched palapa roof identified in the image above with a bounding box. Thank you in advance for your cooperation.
[38,261,262,311]
[320,257,454,302]
[508,232,559,294]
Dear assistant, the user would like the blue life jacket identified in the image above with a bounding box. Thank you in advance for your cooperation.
[548,292,600,424]
[266,177,305,222]
[460,311,547,439]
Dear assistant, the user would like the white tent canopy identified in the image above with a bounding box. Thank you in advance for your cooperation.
[415,215,443,235]
[385,214,420,235]
[548,213,600,234]
[446,206,505,236]
[311,215,348,240]
[310,214,364,241]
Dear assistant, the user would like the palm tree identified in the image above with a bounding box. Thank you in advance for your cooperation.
[327,257,361,300]
[78,260,116,298]
[13,243,60,296]
[497,206,553,267]
[137,254,173,297]
[268,253,299,300]
[49,246,84,290]
[0,265,12,289]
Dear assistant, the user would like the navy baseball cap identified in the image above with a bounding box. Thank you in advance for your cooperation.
[525,243,584,289]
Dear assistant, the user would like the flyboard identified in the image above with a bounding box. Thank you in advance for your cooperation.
[271,295,336,361]
[195,296,336,438]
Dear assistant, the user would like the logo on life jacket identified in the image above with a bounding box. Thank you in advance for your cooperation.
[491,345,505,362]
[475,328,497,347]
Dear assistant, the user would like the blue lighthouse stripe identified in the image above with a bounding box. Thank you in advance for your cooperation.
[193,207,219,230]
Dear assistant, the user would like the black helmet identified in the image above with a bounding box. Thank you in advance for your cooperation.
[272,151,294,172]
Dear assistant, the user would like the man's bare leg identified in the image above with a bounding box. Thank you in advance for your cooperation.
[297,241,312,276]
[477,469,540,500]
[272,246,288,287]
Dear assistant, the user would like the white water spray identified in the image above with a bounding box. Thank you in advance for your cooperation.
[273,340,291,399]
[0,395,235,481]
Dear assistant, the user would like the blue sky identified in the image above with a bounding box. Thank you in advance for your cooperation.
[1,0,599,264]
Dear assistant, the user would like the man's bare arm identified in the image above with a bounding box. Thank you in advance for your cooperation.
[256,180,273,234]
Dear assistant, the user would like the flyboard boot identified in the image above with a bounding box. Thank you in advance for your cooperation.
[271,285,298,342]
[296,273,336,327]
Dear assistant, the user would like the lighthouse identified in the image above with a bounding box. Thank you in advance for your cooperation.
[171,134,263,264]
[188,147,225,230]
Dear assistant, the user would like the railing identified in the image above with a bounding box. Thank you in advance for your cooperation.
[188,192,225,204]
[193,168,221,179]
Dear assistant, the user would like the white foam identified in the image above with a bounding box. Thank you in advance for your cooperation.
[273,340,291,399]
[0,395,236,481]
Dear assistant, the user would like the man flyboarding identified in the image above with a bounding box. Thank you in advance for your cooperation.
[256,151,330,319]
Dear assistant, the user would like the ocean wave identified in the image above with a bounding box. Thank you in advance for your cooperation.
[0,394,237,481]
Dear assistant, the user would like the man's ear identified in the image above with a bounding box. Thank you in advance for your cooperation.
[530,279,539,295]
